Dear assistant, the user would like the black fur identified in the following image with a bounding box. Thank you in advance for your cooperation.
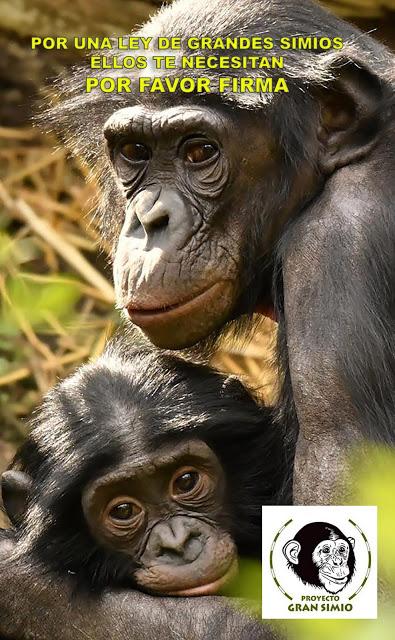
[10,337,288,591]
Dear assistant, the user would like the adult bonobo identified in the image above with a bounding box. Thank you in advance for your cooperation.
[0,0,394,638]
[44,0,394,504]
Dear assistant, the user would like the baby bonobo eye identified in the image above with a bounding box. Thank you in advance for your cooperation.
[183,139,219,164]
[110,503,137,521]
[170,466,207,500]
[104,496,144,529]
[119,142,150,163]
[173,470,200,494]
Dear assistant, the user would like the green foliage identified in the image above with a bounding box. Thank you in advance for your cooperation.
[352,448,395,585]
[0,231,39,269]
[0,274,81,336]
[223,558,262,601]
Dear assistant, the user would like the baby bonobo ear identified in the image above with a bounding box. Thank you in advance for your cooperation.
[1,470,32,526]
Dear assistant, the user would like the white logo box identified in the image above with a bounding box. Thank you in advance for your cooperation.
[261,505,377,620]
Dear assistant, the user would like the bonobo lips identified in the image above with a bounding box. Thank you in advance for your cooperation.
[127,282,225,326]
[161,557,238,597]
[125,280,235,349]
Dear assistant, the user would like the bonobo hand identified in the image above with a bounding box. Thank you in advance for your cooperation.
[0,530,276,640]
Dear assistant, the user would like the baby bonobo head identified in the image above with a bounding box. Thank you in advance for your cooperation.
[83,438,236,596]
[1,339,288,595]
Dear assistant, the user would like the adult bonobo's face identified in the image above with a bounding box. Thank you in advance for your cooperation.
[83,439,238,596]
[105,104,281,348]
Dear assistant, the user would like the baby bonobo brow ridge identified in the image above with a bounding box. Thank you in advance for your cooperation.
[103,106,225,142]
[86,439,218,491]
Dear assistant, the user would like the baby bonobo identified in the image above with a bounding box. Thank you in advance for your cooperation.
[1,340,288,596]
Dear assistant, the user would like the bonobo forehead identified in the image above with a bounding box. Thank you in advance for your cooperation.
[103,105,232,142]
[85,439,220,496]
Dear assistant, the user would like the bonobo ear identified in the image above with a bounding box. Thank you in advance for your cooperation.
[283,539,301,565]
[317,59,387,173]
[1,470,32,526]
[222,374,245,395]
[348,537,355,549]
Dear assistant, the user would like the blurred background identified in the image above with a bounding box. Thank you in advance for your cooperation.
[0,2,394,636]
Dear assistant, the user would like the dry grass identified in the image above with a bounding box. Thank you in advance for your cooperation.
[0,127,117,444]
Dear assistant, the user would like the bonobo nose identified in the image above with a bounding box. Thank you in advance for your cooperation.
[135,187,168,233]
[129,186,193,251]
[147,517,205,566]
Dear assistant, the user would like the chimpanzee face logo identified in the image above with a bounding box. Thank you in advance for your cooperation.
[283,522,356,593]
[262,506,377,620]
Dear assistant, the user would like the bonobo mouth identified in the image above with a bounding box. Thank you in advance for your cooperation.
[127,282,226,327]
[124,280,235,349]
[161,557,238,597]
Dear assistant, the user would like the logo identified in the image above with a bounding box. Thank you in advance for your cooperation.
[261,506,377,619]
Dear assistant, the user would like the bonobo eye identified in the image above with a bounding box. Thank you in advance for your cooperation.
[183,139,219,165]
[338,545,347,554]
[104,496,144,529]
[119,142,150,163]
[170,467,204,499]
[110,502,138,521]
[322,545,330,554]
[174,471,199,494]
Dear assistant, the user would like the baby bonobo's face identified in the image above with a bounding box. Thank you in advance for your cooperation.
[82,439,238,596]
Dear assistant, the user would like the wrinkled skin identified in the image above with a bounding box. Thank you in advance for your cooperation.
[56,1,394,508]
[82,439,238,597]
[110,105,314,349]
[313,538,353,593]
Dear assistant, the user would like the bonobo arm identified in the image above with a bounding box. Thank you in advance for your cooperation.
[0,533,275,640]
[282,144,395,504]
